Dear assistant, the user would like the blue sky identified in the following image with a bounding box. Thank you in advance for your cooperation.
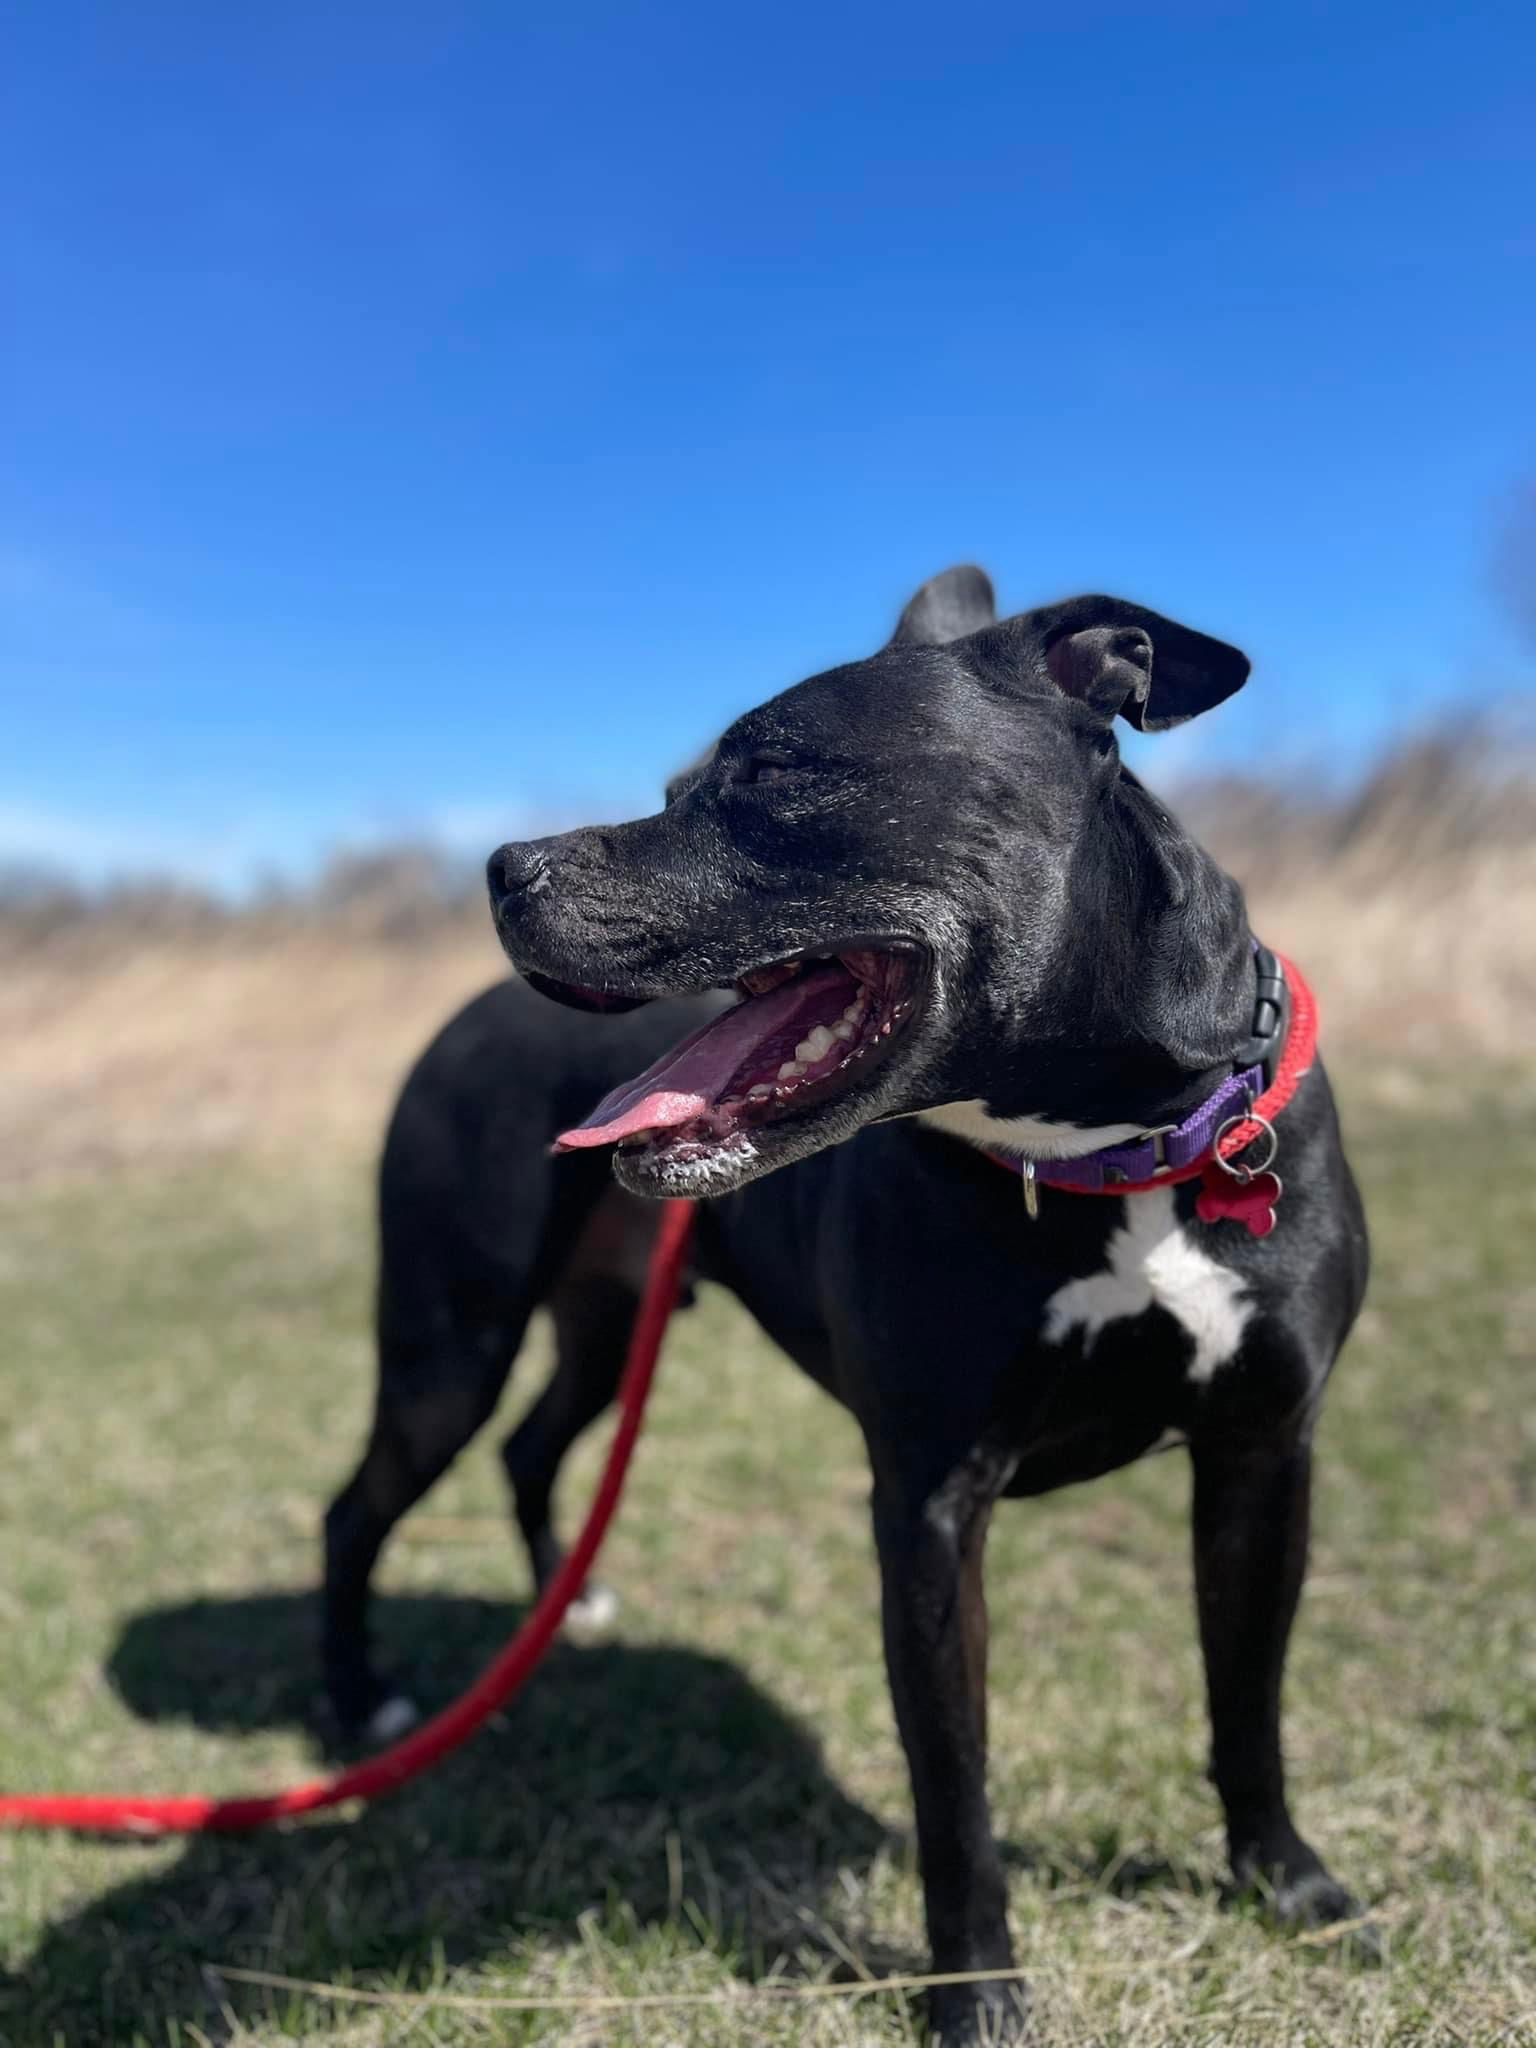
[4,1,1533,889]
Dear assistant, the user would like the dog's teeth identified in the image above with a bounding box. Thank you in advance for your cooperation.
[802,1026,836,1061]
[832,1020,855,1041]
[747,1083,774,1099]
[778,1060,805,1080]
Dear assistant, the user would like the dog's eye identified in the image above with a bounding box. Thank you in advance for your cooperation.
[741,751,797,785]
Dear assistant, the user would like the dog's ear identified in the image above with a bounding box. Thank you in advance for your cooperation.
[888,564,997,647]
[974,595,1249,730]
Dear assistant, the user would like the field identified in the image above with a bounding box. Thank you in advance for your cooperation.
[2,763,1535,2047]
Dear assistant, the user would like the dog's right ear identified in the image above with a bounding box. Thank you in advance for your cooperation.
[968,595,1250,730]
[888,565,998,647]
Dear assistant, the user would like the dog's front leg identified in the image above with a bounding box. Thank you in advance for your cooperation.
[1191,1431,1364,1930]
[873,1468,1030,2045]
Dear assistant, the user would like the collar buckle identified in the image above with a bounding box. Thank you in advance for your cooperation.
[1139,1123,1179,1176]
[1234,944,1289,1089]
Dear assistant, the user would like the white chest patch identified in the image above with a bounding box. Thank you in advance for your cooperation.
[1042,1186,1252,1383]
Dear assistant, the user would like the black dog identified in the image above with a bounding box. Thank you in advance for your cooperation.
[324,568,1368,2043]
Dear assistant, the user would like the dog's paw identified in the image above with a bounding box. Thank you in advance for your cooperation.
[562,1580,620,1641]
[1271,1871,1383,1960]
[361,1693,422,1748]
[927,1979,1034,2046]
[1232,1841,1382,1963]
[1271,1867,1358,1926]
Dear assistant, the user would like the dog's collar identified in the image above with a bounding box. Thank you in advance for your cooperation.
[984,947,1317,1204]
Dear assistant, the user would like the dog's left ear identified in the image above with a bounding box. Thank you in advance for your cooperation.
[888,564,998,647]
[977,595,1249,730]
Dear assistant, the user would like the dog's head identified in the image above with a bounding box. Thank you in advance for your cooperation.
[489,568,1251,1197]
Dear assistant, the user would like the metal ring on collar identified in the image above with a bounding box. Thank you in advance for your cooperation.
[1211,1111,1278,1180]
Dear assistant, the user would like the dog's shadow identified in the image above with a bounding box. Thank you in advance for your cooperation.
[7,1591,895,2043]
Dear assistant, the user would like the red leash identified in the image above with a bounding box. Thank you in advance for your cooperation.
[0,1198,698,1836]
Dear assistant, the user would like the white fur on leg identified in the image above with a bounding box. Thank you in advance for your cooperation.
[562,1580,620,1642]
[363,1694,421,1747]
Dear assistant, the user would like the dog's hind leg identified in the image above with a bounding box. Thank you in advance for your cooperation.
[321,1291,528,1742]
[499,1187,666,1635]
[1191,1430,1366,1933]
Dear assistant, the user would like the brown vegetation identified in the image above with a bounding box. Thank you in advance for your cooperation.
[2,728,1531,1188]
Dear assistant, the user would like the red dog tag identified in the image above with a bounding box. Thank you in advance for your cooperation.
[1196,1164,1283,1237]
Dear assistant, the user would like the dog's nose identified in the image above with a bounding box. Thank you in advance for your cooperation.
[487,841,550,912]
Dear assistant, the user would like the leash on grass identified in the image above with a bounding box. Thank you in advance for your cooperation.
[0,1199,698,1837]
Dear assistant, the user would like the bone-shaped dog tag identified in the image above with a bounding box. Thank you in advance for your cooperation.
[1196,1164,1282,1237]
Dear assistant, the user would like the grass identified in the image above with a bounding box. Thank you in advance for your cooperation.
[2,1077,1535,2046]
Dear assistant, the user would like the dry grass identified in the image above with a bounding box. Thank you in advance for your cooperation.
[7,876,1531,1194]
[0,921,501,1187]
[2,727,1532,1190]
[1239,842,1536,1067]
[1186,724,1536,1069]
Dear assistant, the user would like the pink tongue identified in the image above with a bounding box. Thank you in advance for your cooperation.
[555,964,848,1150]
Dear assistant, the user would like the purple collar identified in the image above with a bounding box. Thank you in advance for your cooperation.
[984,945,1288,1198]
[1010,1063,1266,1193]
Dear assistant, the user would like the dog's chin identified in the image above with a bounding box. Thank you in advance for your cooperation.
[611,1130,766,1198]
[608,1085,900,1198]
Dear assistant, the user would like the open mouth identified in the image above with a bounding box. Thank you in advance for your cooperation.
[553,944,927,1160]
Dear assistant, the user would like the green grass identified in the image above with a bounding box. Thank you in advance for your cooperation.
[2,1083,1534,2046]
